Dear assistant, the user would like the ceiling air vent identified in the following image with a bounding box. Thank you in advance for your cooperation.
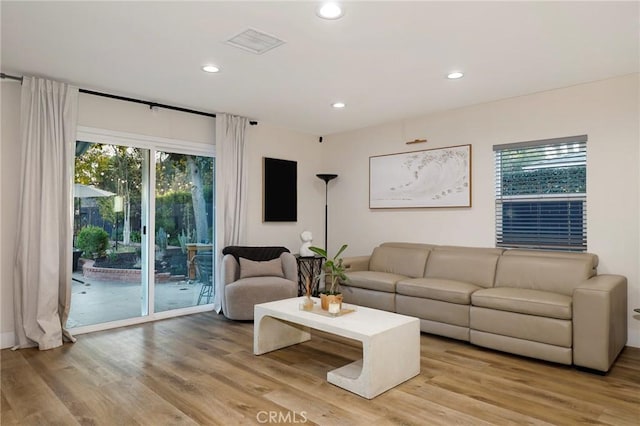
[225,28,285,55]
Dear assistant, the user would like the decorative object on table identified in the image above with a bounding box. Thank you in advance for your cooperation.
[300,277,314,311]
[321,293,343,311]
[299,230,314,256]
[306,304,356,317]
[295,254,323,296]
[309,243,348,310]
[369,144,471,208]
[328,301,341,316]
[316,173,338,252]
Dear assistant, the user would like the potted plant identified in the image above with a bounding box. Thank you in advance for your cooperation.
[309,244,348,310]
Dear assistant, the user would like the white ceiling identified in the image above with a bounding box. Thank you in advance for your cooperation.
[2,1,638,136]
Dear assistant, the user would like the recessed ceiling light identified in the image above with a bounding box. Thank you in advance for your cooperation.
[317,3,344,20]
[447,71,464,79]
[202,65,220,73]
[332,102,346,109]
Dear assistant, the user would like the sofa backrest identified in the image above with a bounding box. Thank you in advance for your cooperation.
[495,252,596,296]
[437,245,505,256]
[425,248,501,288]
[503,249,598,273]
[380,242,438,251]
[369,246,431,278]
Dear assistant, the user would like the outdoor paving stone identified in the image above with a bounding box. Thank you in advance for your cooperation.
[68,272,210,328]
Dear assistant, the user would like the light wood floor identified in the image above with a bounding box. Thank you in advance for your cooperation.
[2,311,639,425]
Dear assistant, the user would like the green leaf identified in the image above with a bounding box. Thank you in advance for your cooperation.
[333,244,348,260]
[308,246,327,258]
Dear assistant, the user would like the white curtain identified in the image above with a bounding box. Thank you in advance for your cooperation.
[13,77,78,350]
[213,113,249,312]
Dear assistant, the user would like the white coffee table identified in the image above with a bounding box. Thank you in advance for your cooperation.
[254,297,420,399]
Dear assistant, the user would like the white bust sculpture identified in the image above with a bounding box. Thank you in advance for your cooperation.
[299,231,314,256]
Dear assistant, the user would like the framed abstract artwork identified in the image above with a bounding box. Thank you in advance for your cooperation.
[369,144,471,208]
[263,157,297,221]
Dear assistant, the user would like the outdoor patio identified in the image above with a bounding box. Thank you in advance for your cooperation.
[67,272,211,328]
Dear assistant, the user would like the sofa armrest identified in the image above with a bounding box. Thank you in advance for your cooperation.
[343,255,370,272]
[573,274,627,372]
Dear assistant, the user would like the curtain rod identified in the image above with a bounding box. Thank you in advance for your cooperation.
[1,72,258,125]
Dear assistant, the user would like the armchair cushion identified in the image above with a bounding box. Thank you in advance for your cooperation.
[225,276,297,320]
[239,257,284,279]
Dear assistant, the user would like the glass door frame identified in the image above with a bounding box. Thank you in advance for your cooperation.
[70,126,216,336]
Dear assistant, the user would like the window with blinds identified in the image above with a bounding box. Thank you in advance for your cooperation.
[494,135,587,251]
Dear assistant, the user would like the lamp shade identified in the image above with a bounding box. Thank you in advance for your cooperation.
[316,173,338,183]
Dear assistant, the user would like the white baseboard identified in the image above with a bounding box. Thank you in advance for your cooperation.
[1,331,15,349]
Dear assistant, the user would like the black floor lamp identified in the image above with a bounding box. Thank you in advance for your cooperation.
[316,174,338,253]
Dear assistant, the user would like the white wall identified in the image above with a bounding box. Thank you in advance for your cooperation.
[324,74,640,347]
[245,123,325,252]
[77,93,215,145]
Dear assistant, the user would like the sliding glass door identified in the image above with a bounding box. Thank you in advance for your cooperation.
[154,151,215,312]
[68,135,215,331]
[69,142,148,327]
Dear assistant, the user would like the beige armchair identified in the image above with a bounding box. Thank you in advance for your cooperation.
[220,246,298,320]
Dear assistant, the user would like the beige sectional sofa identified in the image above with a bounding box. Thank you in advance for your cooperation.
[341,242,628,373]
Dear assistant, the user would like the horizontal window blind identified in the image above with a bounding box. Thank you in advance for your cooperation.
[494,135,587,251]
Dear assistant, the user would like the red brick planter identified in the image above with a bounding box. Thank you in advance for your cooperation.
[82,260,172,283]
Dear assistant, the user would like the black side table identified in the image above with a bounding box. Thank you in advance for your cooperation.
[295,255,324,296]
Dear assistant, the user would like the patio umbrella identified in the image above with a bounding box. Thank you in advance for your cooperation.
[74,184,115,237]
[74,183,115,198]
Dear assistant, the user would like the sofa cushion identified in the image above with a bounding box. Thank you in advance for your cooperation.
[396,278,481,305]
[425,250,500,288]
[344,270,406,293]
[397,295,471,328]
[341,286,396,312]
[471,307,572,348]
[369,246,430,278]
[470,330,572,363]
[471,287,572,320]
[495,255,594,296]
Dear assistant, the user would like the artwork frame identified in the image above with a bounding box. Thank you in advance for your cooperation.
[369,144,472,209]
[263,157,297,222]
